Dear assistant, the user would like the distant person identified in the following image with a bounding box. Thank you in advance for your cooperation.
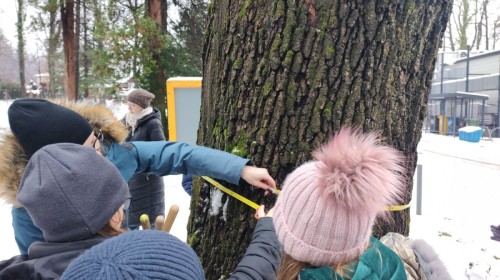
[0,99,276,254]
[0,144,130,279]
[62,207,280,280]
[123,89,166,229]
[3,90,10,100]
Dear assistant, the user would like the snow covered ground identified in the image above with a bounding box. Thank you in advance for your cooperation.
[0,99,499,279]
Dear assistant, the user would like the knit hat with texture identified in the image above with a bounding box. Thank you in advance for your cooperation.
[126,89,155,109]
[62,230,205,280]
[17,143,129,242]
[273,128,406,267]
[8,99,93,157]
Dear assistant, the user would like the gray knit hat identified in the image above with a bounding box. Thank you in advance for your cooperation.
[126,89,155,109]
[62,230,205,280]
[17,143,129,242]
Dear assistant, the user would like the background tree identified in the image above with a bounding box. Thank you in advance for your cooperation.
[29,0,62,97]
[446,0,499,51]
[16,0,27,96]
[188,1,453,279]
[144,0,168,134]
[60,0,77,99]
[81,0,90,97]
[171,0,208,73]
[0,29,21,84]
[493,16,500,49]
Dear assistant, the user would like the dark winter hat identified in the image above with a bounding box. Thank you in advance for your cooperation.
[126,89,155,109]
[17,143,129,242]
[62,230,205,280]
[8,99,93,157]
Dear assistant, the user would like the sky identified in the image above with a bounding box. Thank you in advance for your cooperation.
[0,2,41,54]
[0,100,500,279]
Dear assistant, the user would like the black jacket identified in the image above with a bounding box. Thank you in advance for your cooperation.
[229,218,281,279]
[0,236,107,280]
[125,108,166,229]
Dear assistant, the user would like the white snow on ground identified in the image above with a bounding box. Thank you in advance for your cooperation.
[409,133,500,279]
[0,100,500,279]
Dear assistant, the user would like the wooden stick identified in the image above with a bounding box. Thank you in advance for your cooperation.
[140,214,151,230]
[154,215,165,230]
[161,205,179,233]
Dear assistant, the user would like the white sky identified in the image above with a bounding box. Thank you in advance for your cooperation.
[0,2,41,54]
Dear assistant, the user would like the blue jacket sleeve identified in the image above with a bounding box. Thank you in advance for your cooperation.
[228,218,281,280]
[105,141,250,184]
[11,207,44,254]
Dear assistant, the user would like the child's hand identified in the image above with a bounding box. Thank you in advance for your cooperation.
[254,205,274,220]
[241,166,277,192]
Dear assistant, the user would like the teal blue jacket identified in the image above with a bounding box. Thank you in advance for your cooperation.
[13,141,249,254]
[299,237,407,280]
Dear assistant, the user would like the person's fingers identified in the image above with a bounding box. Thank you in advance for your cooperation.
[255,205,266,220]
[251,180,271,190]
[241,166,277,190]
[264,176,277,188]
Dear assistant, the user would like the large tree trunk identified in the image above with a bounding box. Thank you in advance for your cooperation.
[61,0,77,100]
[188,0,453,279]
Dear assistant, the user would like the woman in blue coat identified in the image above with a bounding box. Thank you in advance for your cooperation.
[0,99,276,254]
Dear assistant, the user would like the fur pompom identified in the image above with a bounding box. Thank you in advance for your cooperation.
[312,128,406,215]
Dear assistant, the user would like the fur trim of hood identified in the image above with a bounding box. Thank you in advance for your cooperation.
[0,99,128,207]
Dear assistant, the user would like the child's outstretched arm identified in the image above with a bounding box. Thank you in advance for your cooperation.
[229,206,280,279]
[107,141,276,191]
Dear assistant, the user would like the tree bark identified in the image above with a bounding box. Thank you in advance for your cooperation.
[447,25,455,51]
[188,0,453,279]
[16,0,26,96]
[82,0,90,98]
[75,0,81,97]
[47,0,60,98]
[146,0,168,138]
[483,0,489,50]
[61,0,77,100]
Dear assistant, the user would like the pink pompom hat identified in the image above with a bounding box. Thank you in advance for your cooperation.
[273,128,407,267]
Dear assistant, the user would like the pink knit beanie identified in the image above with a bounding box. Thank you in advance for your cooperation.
[273,128,406,267]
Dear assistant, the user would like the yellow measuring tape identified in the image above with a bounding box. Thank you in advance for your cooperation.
[385,204,411,211]
[202,176,260,209]
[202,176,409,212]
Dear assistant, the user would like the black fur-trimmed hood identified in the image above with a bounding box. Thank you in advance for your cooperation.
[0,99,128,207]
